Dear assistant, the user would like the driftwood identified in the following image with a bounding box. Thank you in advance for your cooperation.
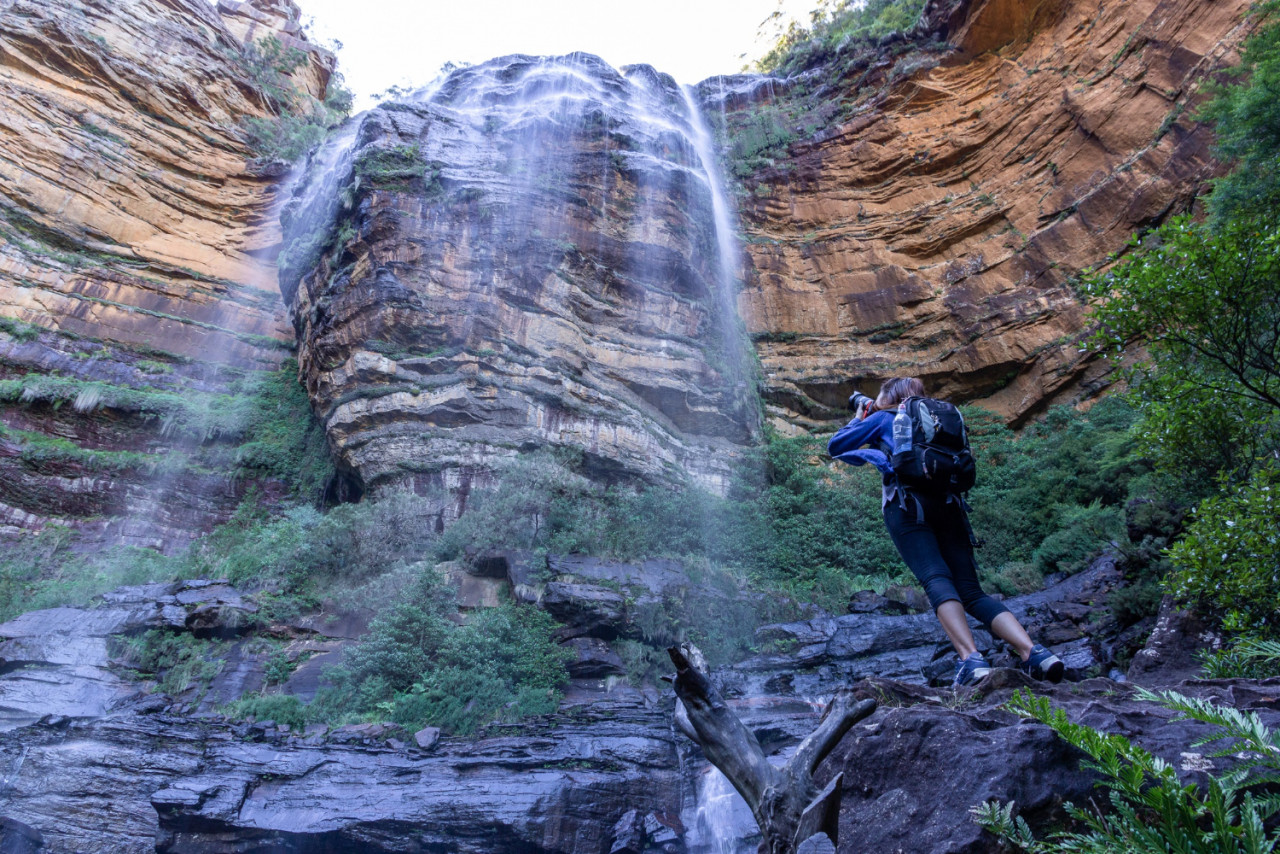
[667,645,876,854]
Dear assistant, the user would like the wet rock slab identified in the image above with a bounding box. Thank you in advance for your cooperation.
[0,566,1267,854]
[0,580,257,730]
[0,699,684,854]
[729,556,1126,697]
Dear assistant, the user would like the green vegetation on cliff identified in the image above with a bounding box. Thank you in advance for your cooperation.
[754,0,929,75]
[233,35,353,163]
[0,359,331,621]
[0,359,331,495]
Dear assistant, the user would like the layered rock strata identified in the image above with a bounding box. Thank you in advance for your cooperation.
[727,0,1255,428]
[0,0,333,545]
[284,55,759,495]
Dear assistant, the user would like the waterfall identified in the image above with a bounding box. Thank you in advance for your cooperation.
[276,120,362,307]
[679,83,753,392]
[688,765,759,854]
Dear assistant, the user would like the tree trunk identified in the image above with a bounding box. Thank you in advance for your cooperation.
[667,645,876,854]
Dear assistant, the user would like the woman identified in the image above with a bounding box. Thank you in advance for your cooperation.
[828,377,1063,686]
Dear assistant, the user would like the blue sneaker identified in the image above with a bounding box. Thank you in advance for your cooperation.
[953,652,992,687]
[1018,644,1064,683]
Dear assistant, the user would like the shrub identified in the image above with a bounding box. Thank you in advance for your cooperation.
[229,35,354,163]
[241,112,331,163]
[1030,501,1125,576]
[353,144,434,193]
[337,565,456,693]
[965,398,1161,581]
[0,316,40,341]
[186,488,439,595]
[981,561,1043,596]
[1108,577,1164,626]
[0,530,185,622]
[230,359,333,500]
[226,694,308,731]
[384,604,571,734]
[117,629,225,697]
[1165,463,1280,636]
[233,35,309,110]
[308,565,571,735]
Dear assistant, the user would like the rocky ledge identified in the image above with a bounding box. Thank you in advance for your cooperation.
[0,557,1265,854]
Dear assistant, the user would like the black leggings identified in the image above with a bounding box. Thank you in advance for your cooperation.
[882,491,1009,630]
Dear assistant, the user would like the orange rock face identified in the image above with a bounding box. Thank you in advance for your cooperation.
[735,0,1254,429]
[0,0,332,363]
[0,0,332,545]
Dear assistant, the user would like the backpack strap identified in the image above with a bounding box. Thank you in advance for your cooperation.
[948,492,984,549]
[898,486,925,524]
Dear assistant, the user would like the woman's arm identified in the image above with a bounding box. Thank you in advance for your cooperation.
[827,410,891,457]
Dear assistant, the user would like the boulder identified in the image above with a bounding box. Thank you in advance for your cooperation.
[1127,596,1223,686]
[0,818,44,854]
[539,582,630,640]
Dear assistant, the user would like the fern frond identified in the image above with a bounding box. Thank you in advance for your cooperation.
[1136,687,1280,770]
[1237,638,1280,662]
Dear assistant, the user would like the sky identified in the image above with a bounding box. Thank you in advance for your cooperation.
[286,0,816,109]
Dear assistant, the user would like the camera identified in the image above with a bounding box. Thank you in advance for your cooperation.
[848,391,874,419]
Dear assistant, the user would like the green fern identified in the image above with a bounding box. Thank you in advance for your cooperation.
[1200,640,1280,680]
[972,688,1280,853]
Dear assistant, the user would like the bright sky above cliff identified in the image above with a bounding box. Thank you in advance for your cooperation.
[288,0,815,109]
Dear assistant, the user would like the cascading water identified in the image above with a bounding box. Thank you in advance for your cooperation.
[688,766,760,854]
[279,52,761,495]
[678,83,754,393]
[277,120,361,309]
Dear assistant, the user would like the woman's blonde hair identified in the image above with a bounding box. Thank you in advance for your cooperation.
[875,377,926,411]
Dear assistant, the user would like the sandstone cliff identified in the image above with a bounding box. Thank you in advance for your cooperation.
[730,0,1254,428]
[275,0,1256,498]
[0,0,332,547]
[283,57,760,496]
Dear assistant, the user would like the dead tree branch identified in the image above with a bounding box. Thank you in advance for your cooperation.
[667,644,876,854]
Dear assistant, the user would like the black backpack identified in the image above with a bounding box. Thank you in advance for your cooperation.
[890,396,976,494]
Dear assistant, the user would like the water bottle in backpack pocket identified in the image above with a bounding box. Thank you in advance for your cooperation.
[890,397,976,494]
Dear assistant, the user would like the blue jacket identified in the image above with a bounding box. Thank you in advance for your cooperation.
[828,410,895,475]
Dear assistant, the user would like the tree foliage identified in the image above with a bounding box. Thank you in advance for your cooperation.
[1076,0,1280,665]
[231,35,353,163]
[1166,463,1280,637]
[1202,0,1280,223]
[1085,216,1280,489]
